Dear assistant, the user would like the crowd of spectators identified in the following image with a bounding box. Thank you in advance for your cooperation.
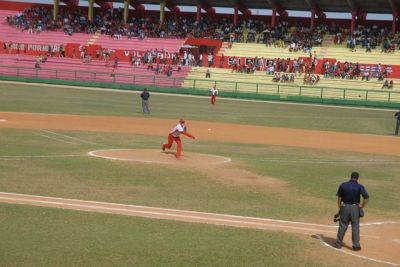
[4,7,399,86]
[333,24,400,52]
[6,7,324,49]
[223,53,394,89]
[6,7,400,55]
[321,60,390,83]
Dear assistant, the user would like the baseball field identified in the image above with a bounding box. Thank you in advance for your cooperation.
[0,81,399,266]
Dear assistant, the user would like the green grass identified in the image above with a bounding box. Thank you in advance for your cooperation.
[1,82,400,266]
[0,83,398,134]
[1,128,399,222]
[0,203,360,267]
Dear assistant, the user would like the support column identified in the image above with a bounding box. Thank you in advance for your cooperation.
[123,0,130,23]
[196,4,201,22]
[53,0,59,20]
[351,10,357,35]
[88,0,94,22]
[160,0,166,24]
[233,5,238,25]
[310,6,316,32]
[271,8,277,27]
[392,11,398,33]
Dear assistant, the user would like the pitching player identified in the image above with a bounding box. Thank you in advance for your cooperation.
[162,119,195,159]
[210,86,218,105]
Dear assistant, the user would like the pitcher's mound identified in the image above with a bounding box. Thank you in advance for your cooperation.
[88,149,231,166]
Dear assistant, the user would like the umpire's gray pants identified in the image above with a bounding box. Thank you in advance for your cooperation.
[142,100,150,114]
[335,204,360,248]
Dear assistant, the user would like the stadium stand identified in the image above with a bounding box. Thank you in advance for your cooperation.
[0,54,190,87]
[183,67,400,103]
[94,35,185,53]
[0,10,91,45]
[221,43,399,65]
[184,67,398,90]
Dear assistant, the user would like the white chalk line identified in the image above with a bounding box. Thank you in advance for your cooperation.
[88,149,233,164]
[0,196,339,235]
[32,131,77,145]
[0,155,82,160]
[237,157,400,164]
[315,234,399,266]
[37,129,113,148]
[0,192,395,230]
[0,119,7,122]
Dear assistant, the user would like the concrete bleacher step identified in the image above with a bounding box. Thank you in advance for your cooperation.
[95,35,186,52]
[321,35,335,47]
[0,54,191,87]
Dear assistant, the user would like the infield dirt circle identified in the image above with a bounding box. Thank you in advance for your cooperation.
[88,149,232,165]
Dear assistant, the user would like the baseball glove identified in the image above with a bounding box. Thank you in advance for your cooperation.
[359,208,364,218]
[333,213,340,222]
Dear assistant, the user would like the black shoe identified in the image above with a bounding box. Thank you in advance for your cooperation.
[334,244,342,249]
[352,246,361,251]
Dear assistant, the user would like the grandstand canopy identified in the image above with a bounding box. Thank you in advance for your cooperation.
[108,0,398,14]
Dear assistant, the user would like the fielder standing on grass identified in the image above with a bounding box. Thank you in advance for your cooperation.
[394,110,400,135]
[162,119,195,159]
[210,86,218,105]
[140,88,150,114]
[335,172,369,251]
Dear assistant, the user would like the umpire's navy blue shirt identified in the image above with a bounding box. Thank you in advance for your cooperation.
[141,91,150,100]
[337,179,369,205]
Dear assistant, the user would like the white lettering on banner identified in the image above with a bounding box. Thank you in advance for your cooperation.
[360,65,392,73]
[228,57,241,65]
[116,50,176,59]
[5,43,63,53]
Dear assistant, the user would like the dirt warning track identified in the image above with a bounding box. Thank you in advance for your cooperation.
[0,192,399,266]
[1,112,400,156]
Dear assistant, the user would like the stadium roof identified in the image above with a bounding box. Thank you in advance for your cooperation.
[109,0,399,14]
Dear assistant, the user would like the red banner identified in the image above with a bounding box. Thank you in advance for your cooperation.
[0,42,59,56]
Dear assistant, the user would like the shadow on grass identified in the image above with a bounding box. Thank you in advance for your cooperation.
[312,234,353,250]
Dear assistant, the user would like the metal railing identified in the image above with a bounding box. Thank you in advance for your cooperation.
[183,78,400,104]
[0,65,399,105]
[0,65,185,88]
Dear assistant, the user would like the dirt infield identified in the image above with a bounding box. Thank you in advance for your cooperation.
[1,112,400,156]
[1,111,400,265]
[89,149,289,190]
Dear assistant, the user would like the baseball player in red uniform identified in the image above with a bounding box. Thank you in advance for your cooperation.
[210,86,218,105]
[162,119,195,159]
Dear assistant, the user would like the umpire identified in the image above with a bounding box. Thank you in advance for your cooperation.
[395,110,400,135]
[335,172,369,251]
[140,88,150,114]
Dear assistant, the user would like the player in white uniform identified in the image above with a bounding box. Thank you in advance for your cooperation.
[210,86,218,105]
[162,119,195,159]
